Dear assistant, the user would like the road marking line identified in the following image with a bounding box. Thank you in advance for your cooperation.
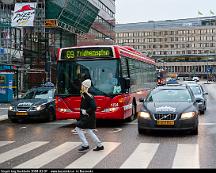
[0,142,49,164]
[120,143,159,168]
[0,141,14,147]
[66,142,120,169]
[199,123,216,126]
[15,142,81,168]
[47,119,77,125]
[172,144,199,168]
[0,115,8,121]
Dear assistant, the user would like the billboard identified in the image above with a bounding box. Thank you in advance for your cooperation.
[11,3,37,27]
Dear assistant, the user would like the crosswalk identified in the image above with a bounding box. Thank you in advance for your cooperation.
[0,141,201,168]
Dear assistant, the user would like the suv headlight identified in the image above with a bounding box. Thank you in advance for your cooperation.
[8,106,15,111]
[181,112,196,120]
[138,112,151,119]
[31,104,46,111]
[36,104,46,111]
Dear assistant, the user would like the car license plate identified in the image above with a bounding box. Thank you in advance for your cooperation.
[16,112,28,116]
[157,120,174,126]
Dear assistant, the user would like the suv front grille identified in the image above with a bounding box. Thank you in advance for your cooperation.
[154,114,177,120]
[16,106,30,111]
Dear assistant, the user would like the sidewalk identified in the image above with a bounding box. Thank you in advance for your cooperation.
[0,103,10,109]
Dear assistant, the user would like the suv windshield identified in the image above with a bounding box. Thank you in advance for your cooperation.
[146,89,192,102]
[56,60,121,96]
[22,88,55,100]
[189,85,202,95]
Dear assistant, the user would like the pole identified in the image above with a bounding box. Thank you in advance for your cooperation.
[16,67,18,100]
[207,60,209,83]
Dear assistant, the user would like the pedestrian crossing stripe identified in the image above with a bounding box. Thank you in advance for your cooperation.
[0,141,14,147]
[172,144,199,168]
[0,141,200,168]
[66,142,120,168]
[15,142,81,168]
[0,142,49,164]
[120,143,159,168]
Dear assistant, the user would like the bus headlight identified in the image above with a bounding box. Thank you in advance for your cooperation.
[58,108,72,113]
[138,112,151,119]
[181,112,196,120]
[102,107,119,112]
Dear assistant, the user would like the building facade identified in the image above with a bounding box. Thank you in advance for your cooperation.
[77,0,115,46]
[116,16,216,79]
[0,0,116,94]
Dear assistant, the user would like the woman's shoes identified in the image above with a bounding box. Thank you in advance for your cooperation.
[78,145,104,151]
[78,146,89,151]
[93,146,104,151]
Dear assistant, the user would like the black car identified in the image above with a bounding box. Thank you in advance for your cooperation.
[138,84,199,135]
[186,83,208,114]
[8,86,56,123]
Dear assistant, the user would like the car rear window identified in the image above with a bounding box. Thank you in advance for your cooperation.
[146,89,192,102]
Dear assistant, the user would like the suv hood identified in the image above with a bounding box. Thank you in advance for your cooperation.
[143,102,195,114]
[11,98,48,107]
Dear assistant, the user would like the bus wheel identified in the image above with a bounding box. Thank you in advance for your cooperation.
[127,103,136,122]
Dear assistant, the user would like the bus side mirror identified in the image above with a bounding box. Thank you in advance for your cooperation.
[124,77,130,89]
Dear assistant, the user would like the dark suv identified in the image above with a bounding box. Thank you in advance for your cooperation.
[8,86,56,123]
[138,84,199,135]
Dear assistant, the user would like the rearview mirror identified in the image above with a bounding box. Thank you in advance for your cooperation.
[124,77,130,90]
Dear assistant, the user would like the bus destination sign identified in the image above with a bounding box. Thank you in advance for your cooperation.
[61,47,114,60]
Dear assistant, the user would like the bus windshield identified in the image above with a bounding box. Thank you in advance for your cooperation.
[56,59,121,96]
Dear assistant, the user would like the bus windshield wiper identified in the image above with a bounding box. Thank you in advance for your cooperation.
[55,94,80,98]
[90,87,110,97]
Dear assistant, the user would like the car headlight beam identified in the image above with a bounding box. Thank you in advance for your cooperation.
[36,104,46,111]
[8,106,14,111]
[181,112,196,120]
[138,112,151,119]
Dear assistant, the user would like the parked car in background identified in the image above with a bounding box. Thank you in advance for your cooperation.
[186,83,208,114]
[138,84,199,135]
[192,77,200,82]
[8,85,56,123]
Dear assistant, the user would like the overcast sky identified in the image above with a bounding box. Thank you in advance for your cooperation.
[115,0,216,24]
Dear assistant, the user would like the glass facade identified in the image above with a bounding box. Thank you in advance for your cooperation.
[77,0,115,46]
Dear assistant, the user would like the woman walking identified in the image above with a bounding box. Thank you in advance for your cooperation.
[75,79,104,152]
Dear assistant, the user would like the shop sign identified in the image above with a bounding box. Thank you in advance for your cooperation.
[11,2,37,27]
[45,19,58,28]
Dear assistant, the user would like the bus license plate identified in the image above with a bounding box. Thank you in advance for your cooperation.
[157,120,174,126]
[16,112,28,116]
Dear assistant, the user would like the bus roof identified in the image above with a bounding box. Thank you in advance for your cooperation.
[58,45,155,65]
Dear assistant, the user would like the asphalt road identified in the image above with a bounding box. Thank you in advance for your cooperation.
[0,82,216,169]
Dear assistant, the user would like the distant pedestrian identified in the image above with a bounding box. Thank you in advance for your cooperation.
[75,79,104,152]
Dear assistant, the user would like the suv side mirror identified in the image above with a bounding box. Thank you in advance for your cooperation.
[139,98,145,102]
